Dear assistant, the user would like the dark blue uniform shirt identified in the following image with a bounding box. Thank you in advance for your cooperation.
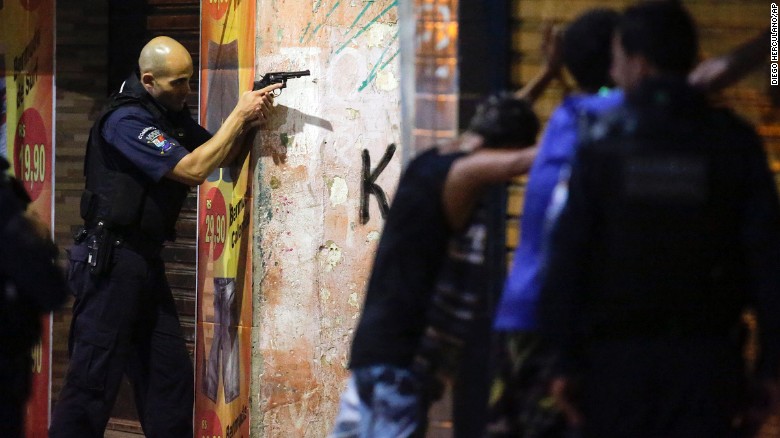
[101,105,204,182]
[99,104,212,241]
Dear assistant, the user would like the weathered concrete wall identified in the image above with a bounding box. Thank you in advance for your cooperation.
[251,1,401,435]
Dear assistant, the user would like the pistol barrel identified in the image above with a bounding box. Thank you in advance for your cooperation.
[287,70,311,78]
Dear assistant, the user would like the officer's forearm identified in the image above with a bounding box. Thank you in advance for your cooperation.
[167,112,246,185]
[219,126,256,168]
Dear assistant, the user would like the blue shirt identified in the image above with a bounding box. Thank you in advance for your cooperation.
[493,89,623,331]
[101,105,195,182]
[98,101,211,241]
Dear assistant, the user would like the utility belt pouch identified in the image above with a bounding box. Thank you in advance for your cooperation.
[87,222,114,276]
[80,190,97,222]
[73,226,88,244]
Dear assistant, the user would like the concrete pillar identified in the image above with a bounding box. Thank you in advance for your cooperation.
[251,1,403,435]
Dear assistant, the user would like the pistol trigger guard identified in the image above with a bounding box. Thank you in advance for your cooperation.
[273,89,282,97]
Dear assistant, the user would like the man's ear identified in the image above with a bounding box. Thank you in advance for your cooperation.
[140,72,155,90]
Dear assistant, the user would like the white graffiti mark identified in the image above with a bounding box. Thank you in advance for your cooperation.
[348,292,359,309]
[329,176,349,206]
[322,240,343,271]
[375,69,399,91]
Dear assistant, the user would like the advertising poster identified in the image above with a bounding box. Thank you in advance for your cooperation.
[195,1,255,437]
[1,0,55,436]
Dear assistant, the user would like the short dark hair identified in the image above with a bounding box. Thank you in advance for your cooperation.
[618,1,699,75]
[468,93,540,148]
[563,8,619,92]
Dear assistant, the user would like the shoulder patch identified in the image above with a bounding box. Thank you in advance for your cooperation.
[138,126,156,140]
[143,128,173,154]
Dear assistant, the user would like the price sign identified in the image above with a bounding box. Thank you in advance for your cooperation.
[21,0,43,11]
[197,409,223,438]
[30,339,43,374]
[202,187,227,261]
[207,0,229,20]
[13,108,49,202]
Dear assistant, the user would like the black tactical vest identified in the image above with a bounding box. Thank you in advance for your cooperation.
[80,74,201,243]
[568,77,756,335]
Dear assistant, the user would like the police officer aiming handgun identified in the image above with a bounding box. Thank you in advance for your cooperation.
[49,36,281,438]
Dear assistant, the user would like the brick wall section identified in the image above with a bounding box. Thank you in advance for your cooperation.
[52,0,108,403]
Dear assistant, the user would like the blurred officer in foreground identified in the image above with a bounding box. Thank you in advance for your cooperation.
[538,2,780,437]
[49,36,280,437]
[0,157,68,438]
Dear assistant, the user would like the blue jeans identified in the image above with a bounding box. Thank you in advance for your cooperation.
[330,366,429,438]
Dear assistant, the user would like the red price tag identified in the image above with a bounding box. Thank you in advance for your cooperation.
[202,187,227,261]
[13,108,50,202]
[197,409,223,438]
[20,0,42,11]
[30,339,43,374]
[207,0,229,20]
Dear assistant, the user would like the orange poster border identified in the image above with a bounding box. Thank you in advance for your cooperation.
[195,1,256,437]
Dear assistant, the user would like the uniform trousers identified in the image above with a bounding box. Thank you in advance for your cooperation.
[50,241,193,438]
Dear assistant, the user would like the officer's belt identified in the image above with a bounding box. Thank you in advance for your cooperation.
[79,226,163,258]
[115,230,164,258]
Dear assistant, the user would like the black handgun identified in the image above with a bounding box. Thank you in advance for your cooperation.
[253,70,310,95]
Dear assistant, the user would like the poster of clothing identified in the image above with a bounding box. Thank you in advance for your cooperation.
[195,1,255,437]
[1,0,55,437]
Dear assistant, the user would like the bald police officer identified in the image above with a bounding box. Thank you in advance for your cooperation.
[49,36,281,438]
